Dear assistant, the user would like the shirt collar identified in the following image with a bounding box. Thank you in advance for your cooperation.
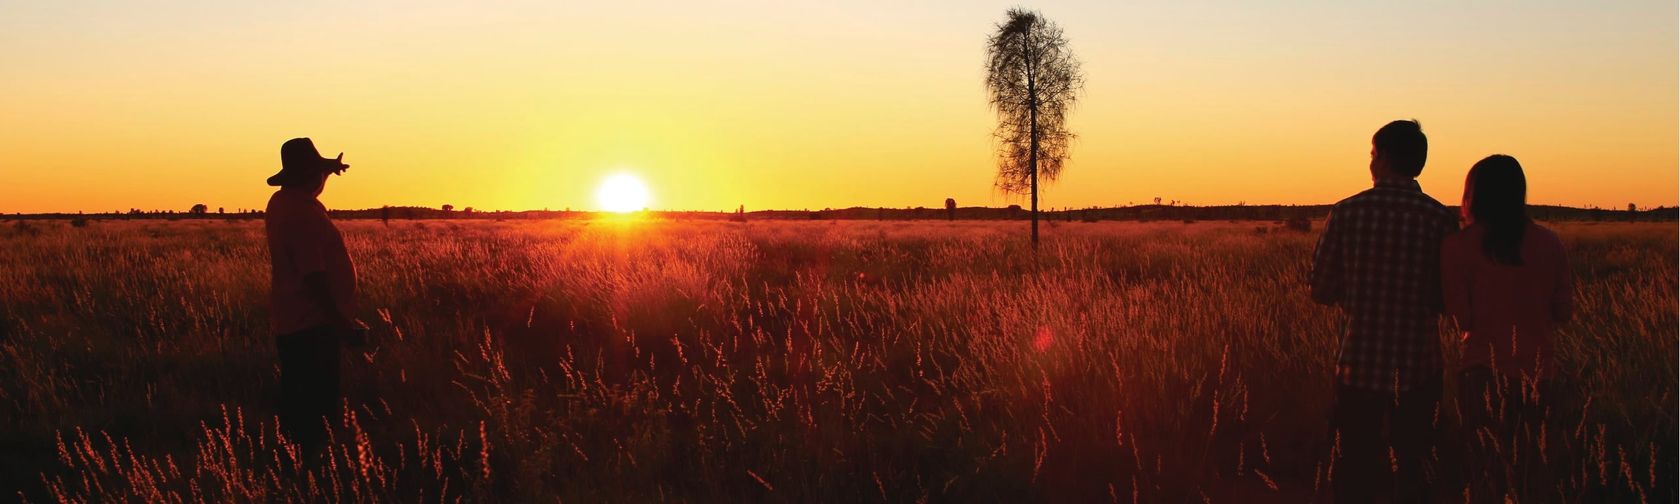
[1373,177,1421,191]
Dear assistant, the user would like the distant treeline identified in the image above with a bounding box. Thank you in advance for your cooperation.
[10,204,1677,222]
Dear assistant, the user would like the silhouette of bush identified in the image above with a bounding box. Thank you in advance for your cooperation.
[11,220,38,237]
[70,217,90,228]
[1285,216,1312,232]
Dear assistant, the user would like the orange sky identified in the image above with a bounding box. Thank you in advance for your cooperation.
[2,1,1675,213]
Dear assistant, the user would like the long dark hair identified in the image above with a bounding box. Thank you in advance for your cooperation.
[1461,155,1530,265]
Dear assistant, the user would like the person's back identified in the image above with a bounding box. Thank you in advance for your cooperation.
[1442,153,1571,501]
[1442,222,1571,378]
[1315,180,1458,388]
[265,188,356,336]
[1309,120,1458,504]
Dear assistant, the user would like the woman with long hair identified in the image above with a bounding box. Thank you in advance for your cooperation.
[1441,154,1573,501]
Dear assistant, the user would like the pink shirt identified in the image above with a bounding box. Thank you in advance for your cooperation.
[1440,222,1572,378]
[265,189,358,335]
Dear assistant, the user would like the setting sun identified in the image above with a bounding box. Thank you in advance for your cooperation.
[596,173,651,213]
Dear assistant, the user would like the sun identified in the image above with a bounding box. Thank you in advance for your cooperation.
[596,173,651,213]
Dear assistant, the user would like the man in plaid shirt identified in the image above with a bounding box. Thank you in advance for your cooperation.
[1311,120,1458,503]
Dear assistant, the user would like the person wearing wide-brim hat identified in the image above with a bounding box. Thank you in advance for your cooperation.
[263,137,366,455]
[268,137,350,188]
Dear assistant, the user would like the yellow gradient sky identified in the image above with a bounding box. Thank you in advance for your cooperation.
[2,1,1675,213]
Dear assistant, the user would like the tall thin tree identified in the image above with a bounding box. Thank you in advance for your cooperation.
[986,8,1083,247]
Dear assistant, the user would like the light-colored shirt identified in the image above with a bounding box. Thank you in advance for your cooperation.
[265,188,357,335]
[1441,222,1572,378]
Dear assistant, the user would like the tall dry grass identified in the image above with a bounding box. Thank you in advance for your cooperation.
[0,219,1671,502]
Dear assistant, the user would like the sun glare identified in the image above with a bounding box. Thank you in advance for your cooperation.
[596,173,651,213]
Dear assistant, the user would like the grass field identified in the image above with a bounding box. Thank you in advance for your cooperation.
[0,218,1673,502]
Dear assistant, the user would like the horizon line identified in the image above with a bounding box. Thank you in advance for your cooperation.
[9,201,1676,217]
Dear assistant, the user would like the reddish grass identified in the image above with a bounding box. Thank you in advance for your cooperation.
[0,219,1671,502]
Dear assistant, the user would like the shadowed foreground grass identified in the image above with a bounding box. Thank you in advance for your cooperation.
[0,219,1672,502]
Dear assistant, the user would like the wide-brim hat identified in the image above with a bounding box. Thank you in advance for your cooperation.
[267,137,346,186]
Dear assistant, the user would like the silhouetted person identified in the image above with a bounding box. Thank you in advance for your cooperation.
[1442,155,1572,502]
[264,137,364,454]
[1310,120,1458,503]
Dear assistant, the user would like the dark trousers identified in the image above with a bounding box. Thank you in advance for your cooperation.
[1332,375,1442,504]
[277,325,342,451]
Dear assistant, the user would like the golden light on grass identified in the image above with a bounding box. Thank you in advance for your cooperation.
[1033,326,1054,352]
[596,173,651,213]
[6,220,1673,501]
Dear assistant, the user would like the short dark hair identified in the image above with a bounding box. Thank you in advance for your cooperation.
[1373,120,1427,177]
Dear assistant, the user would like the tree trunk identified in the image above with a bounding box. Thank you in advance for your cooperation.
[1026,31,1040,249]
[1030,116,1038,248]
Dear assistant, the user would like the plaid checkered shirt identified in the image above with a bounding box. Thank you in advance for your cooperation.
[1311,178,1459,392]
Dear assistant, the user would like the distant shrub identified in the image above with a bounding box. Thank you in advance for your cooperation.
[11,220,39,237]
[69,217,90,228]
[1285,217,1312,232]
